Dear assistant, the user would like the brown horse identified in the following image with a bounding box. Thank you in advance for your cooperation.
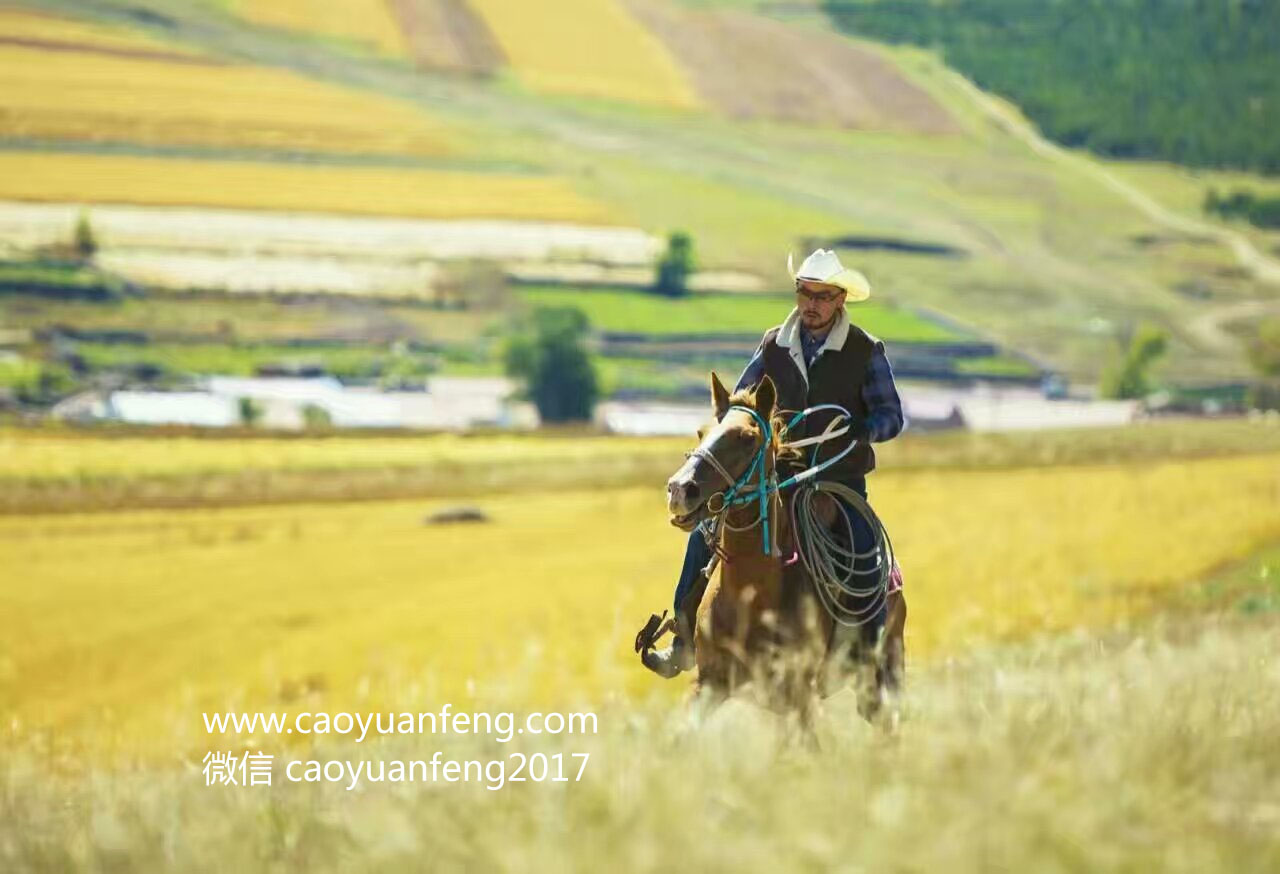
[664,372,906,728]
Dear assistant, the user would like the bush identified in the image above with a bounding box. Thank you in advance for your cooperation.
[1204,188,1280,230]
[0,359,78,405]
[653,231,695,298]
[73,209,98,260]
[301,403,333,430]
[1246,317,1280,379]
[1100,324,1168,400]
[503,307,599,423]
[237,396,264,427]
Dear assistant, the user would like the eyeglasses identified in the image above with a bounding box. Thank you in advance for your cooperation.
[795,284,843,303]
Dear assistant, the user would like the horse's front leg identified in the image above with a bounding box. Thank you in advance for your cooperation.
[872,591,907,733]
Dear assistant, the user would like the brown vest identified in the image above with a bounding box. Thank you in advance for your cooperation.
[758,320,879,481]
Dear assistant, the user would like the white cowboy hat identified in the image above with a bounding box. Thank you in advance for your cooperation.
[788,248,871,302]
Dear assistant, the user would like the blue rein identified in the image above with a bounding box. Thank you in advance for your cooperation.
[715,403,861,555]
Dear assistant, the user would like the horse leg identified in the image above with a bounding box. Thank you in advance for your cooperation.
[880,591,907,693]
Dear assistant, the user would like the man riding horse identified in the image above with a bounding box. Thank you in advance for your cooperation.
[644,247,907,680]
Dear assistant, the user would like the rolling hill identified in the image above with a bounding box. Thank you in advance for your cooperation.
[2,0,1278,384]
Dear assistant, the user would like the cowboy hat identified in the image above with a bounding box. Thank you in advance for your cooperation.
[788,248,871,302]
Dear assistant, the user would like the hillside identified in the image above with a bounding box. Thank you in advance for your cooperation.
[823,0,1280,175]
[2,0,1278,384]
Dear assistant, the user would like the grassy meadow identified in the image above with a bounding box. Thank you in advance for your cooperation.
[1,423,1279,870]
[2,421,1279,758]
[5,610,1279,872]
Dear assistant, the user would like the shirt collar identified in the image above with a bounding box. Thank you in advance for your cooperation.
[776,306,850,356]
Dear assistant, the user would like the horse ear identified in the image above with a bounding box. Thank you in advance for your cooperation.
[755,375,776,420]
[710,371,731,420]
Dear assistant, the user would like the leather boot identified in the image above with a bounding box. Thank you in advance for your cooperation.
[639,569,708,679]
[640,608,696,678]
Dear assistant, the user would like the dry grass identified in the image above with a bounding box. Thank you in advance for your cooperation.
[466,0,700,108]
[625,0,957,133]
[231,0,410,58]
[0,6,208,58]
[2,451,1277,760]
[385,0,505,74]
[3,418,1278,514]
[0,151,610,222]
[1,417,1277,869]
[2,612,1277,871]
[0,41,455,157]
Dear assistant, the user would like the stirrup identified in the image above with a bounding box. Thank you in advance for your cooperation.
[634,610,675,654]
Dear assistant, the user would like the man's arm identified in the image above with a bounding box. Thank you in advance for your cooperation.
[860,345,907,442]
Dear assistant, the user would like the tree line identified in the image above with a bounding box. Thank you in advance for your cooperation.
[822,0,1280,175]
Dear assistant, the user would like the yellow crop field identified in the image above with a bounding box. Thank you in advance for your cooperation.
[0,429,686,480]
[233,0,409,58]
[0,43,455,157]
[3,452,1277,758]
[0,151,611,222]
[467,0,700,108]
[0,6,207,58]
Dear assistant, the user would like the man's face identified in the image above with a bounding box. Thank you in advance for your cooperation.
[795,279,846,332]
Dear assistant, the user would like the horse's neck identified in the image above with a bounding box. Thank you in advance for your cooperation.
[717,459,788,593]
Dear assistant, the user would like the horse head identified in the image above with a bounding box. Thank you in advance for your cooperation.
[666,372,779,531]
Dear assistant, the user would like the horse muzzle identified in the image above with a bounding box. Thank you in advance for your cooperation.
[666,473,706,530]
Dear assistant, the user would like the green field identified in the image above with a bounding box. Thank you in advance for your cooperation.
[516,286,965,341]
[73,341,425,381]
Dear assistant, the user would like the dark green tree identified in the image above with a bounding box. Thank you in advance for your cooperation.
[503,306,599,423]
[654,231,695,298]
[73,208,98,261]
[1245,317,1280,411]
[1100,323,1168,400]
[237,396,264,427]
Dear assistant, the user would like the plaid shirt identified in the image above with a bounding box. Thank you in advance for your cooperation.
[733,325,907,443]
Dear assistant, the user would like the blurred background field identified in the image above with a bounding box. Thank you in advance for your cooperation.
[3,0,1280,869]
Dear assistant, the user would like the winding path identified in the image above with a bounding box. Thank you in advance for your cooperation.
[942,69,1280,289]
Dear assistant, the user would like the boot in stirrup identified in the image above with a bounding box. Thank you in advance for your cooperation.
[637,608,696,679]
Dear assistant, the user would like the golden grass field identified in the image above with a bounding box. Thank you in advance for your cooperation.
[14,612,1277,872]
[231,0,409,58]
[0,22,453,157]
[0,151,609,222]
[0,7,207,57]
[467,0,700,108]
[3,440,1277,760]
[1,423,1278,870]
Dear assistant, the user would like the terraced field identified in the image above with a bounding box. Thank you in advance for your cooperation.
[231,0,409,58]
[0,10,454,157]
[0,152,608,222]
[0,5,208,56]
[626,0,957,132]
[466,0,699,107]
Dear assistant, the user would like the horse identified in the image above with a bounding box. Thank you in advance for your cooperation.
[663,372,907,731]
